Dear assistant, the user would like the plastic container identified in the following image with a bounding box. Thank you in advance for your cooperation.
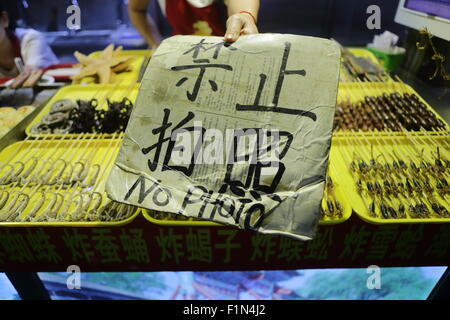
[142,210,220,226]
[348,48,384,67]
[331,134,450,224]
[366,47,405,73]
[0,137,139,226]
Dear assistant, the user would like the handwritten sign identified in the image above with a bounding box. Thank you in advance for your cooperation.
[106,34,341,240]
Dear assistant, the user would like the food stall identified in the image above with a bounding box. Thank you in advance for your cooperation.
[0,0,448,301]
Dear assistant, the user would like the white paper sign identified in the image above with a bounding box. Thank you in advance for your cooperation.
[106,34,340,240]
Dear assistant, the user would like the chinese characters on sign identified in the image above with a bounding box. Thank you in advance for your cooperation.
[107,34,341,240]
[1,223,448,269]
[235,42,316,120]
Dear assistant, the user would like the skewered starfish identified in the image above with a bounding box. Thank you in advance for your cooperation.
[71,44,133,84]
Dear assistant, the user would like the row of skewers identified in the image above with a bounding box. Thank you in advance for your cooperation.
[28,80,137,135]
[30,97,133,134]
[0,133,138,223]
[0,80,141,223]
[0,49,150,224]
[0,67,448,224]
[340,139,449,220]
[335,92,446,132]
[335,78,449,221]
[335,76,448,133]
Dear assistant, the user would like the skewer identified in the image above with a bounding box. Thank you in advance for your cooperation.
[0,134,58,183]
[85,133,126,221]
[340,79,448,219]
[363,79,449,179]
[57,133,122,221]
[0,77,139,222]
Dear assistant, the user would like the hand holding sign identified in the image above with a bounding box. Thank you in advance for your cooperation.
[106,34,341,240]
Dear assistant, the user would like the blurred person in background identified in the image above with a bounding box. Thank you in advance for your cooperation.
[128,0,259,48]
[0,1,58,77]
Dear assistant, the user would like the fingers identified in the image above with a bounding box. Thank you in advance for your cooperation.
[224,13,259,43]
[225,15,244,42]
[146,39,160,50]
[241,22,258,35]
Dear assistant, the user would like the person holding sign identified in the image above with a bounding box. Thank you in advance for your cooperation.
[128,0,259,48]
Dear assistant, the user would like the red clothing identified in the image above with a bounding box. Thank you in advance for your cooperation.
[165,0,226,36]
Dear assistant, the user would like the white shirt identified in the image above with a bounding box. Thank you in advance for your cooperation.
[15,28,59,69]
[0,28,59,76]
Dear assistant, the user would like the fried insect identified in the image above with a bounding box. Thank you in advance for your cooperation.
[383,180,392,195]
[398,204,406,218]
[326,199,335,216]
[334,92,447,132]
[388,206,398,218]
[334,200,343,217]
[374,181,383,196]
[369,201,376,217]
[380,203,389,219]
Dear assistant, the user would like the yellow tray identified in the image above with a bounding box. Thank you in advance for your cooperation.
[0,137,139,226]
[334,82,450,136]
[340,48,392,83]
[77,49,151,85]
[320,145,353,225]
[25,84,140,138]
[331,134,450,224]
[142,210,220,227]
[348,48,384,68]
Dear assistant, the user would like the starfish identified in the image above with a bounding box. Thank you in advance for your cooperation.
[71,44,133,84]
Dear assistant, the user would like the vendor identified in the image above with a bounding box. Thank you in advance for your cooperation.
[128,0,260,48]
[0,2,59,77]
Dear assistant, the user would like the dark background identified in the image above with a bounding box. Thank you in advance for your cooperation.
[3,0,449,115]
[7,0,407,47]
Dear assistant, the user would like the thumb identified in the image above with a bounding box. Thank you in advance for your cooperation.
[224,15,244,42]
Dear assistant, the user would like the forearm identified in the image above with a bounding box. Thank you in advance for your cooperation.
[128,0,161,48]
[224,0,259,42]
[227,0,259,21]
